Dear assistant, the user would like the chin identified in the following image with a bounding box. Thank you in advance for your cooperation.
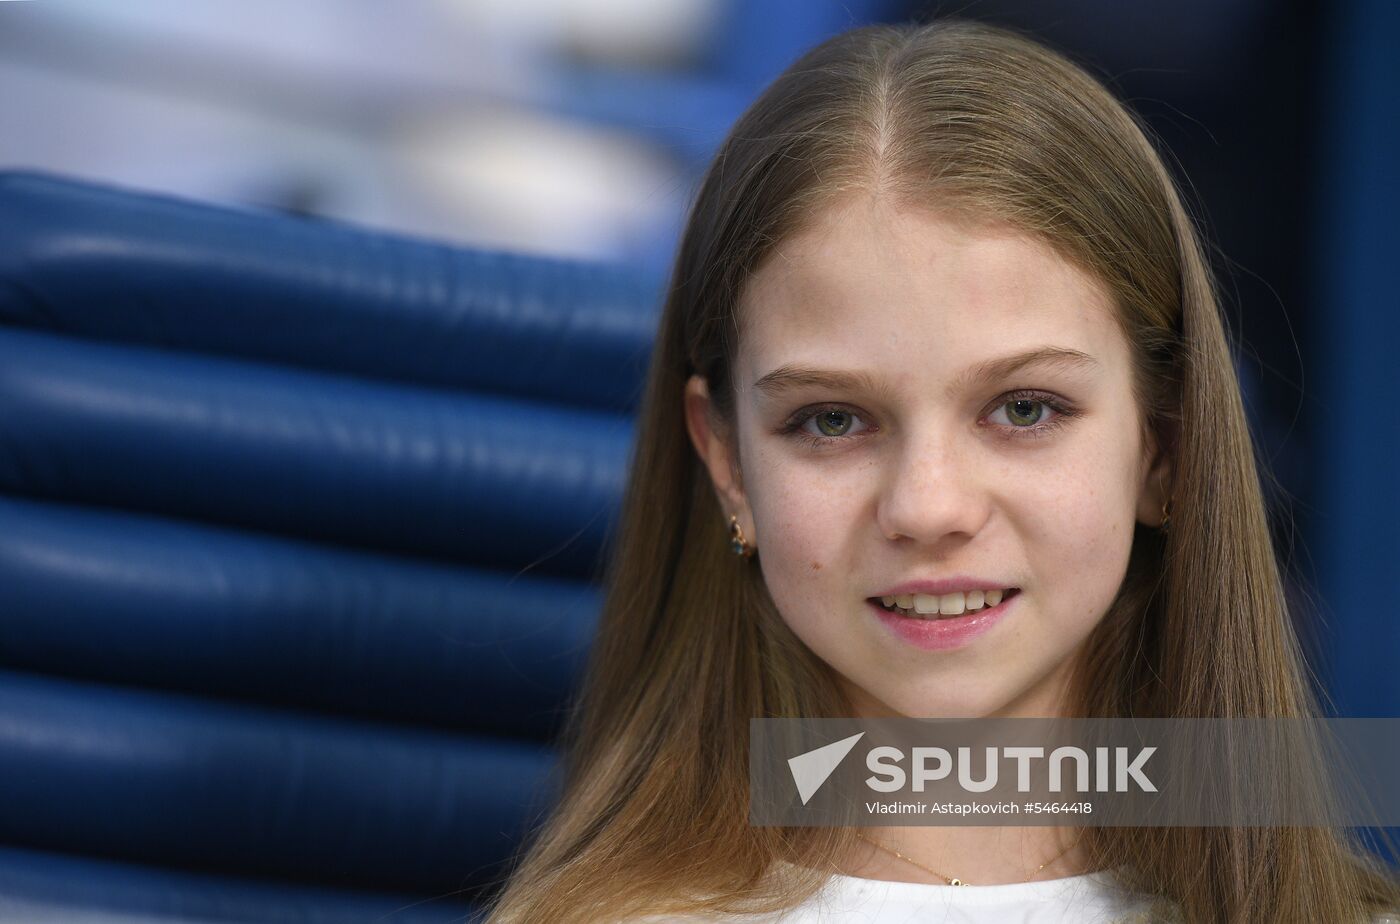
[907,700,1003,720]
[856,685,1006,720]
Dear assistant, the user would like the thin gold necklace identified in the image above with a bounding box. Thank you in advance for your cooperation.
[853,830,1085,887]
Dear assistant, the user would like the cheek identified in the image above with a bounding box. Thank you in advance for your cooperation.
[1018,444,1139,624]
[745,456,861,621]
[1041,465,1125,547]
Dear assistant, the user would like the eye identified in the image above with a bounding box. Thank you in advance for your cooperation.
[984,390,1078,439]
[990,397,1051,427]
[811,408,859,437]
[778,405,874,448]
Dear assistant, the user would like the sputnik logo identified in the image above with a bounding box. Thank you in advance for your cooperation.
[788,732,865,804]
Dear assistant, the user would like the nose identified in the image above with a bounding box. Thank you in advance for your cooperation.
[875,431,992,546]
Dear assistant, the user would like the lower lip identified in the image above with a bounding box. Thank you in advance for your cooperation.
[868,591,1019,651]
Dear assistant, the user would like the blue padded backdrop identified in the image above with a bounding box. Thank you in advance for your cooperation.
[0,170,661,920]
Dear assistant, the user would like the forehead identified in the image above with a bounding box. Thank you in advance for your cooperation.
[736,196,1126,381]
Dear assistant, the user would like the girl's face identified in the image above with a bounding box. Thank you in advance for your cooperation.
[685,194,1169,718]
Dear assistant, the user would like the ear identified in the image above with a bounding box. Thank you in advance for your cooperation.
[1135,421,1173,528]
[684,374,756,543]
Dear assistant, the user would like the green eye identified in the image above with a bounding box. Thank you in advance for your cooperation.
[984,390,1075,439]
[1003,399,1046,427]
[814,410,853,436]
[780,405,873,447]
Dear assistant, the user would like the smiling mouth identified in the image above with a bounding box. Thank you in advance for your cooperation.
[870,588,1021,620]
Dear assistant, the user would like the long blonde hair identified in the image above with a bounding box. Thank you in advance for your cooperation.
[482,18,1400,923]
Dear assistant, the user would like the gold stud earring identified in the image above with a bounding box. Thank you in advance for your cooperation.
[728,515,755,558]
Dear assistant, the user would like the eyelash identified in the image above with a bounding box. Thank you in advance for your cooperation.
[776,390,1080,450]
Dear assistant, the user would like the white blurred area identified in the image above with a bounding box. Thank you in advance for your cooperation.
[0,0,721,262]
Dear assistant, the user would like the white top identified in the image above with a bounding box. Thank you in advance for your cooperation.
[751,865,1162,923]
[634,864,1167,923]
[631,864,1400,922]
[772,868,1399,923]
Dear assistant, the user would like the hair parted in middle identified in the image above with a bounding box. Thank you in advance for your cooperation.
[481,17,1400,924]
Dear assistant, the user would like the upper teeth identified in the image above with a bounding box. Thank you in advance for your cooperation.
[881,589,1007,616]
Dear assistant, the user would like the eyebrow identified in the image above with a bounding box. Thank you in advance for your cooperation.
[751,346,1100,400]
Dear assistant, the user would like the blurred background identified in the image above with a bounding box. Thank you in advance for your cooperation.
[2,0,1380,706]
[0,0,1395,916]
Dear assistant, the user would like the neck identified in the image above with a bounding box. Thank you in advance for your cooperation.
[843,824,1090,886]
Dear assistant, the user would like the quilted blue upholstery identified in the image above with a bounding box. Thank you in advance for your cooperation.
[0,171,659,920]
